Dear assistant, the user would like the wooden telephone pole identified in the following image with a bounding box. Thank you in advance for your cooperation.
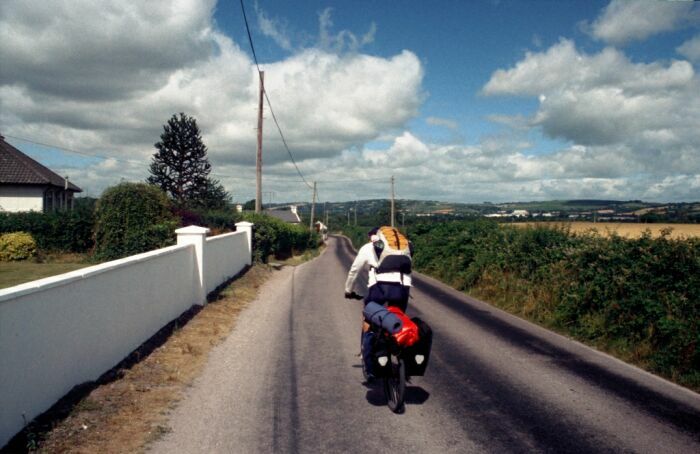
[309,181,317,231]
[255,71,265,213]
[390,175,396,227]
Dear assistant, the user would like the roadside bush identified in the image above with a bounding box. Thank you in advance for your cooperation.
[94,183,177,260]
[0,232,37,261]
[240,213,319,263]
[407,220,700,389]
[0,202,95,252]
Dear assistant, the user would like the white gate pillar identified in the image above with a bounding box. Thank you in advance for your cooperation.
[176,225,210,305]
[235,221,254,265]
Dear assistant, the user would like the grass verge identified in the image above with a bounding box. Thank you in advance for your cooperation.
[0,253,91,289]
[3,264,275,454]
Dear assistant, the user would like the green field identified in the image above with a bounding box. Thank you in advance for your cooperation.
[0,254,91,289]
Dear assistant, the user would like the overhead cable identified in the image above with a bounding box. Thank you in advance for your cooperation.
[239,0,313,190]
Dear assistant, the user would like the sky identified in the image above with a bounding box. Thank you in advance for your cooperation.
[1,0,699,204]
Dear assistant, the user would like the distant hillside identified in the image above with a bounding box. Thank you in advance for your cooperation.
[279,199,700,224]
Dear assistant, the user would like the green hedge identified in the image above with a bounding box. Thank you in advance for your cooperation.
[407,220,700,389]
[0,203,95,253]
[94,183,177,260]
[240,213,320,263]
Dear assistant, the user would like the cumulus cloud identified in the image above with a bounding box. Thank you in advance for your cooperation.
[588,0,698,45]
[0,0,423,197]
[678,35,700,62]
[296,132,700,203]
[483,40,700,165]
[477,38,700,201]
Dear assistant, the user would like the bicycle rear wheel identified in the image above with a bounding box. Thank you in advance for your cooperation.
[383,354,405,413]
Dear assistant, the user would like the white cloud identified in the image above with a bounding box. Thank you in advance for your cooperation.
[0,0,423,197]
[678,35,700,62]
[588,0,698,45]
[426,116,459,130]
[255,4,293,51]
[318,8,376,53]
[482,39,700,175]
[471,38,700,202]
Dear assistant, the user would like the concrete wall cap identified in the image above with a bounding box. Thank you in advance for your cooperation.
[175,225,210,235]
[235,221,254,227]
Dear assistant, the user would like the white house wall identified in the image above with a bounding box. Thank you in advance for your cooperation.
[0,185,43,212]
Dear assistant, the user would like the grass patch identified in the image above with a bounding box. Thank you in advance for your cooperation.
[0,253,91,289]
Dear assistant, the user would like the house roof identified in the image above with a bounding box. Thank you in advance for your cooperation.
[0,135,82,192]
[266,208,301,224]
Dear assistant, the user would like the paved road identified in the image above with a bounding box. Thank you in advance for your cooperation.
[152,235,700,453]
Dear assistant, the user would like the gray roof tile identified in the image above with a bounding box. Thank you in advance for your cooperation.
[0,136,82,191]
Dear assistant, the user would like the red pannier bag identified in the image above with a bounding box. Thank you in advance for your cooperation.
[386,306,419,347]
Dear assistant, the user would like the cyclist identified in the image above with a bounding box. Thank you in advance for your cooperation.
[345,227,412,380]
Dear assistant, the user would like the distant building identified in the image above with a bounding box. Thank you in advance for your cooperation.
[512,210,529,217]
[0,135,82,212]
[315,220,328,240]
[265,205,302,224]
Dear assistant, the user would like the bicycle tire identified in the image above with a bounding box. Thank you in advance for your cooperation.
[383,354,406,413]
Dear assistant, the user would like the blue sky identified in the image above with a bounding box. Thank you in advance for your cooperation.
[1,0,699,203]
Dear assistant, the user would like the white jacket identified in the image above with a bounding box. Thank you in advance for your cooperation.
[344,241,412,294]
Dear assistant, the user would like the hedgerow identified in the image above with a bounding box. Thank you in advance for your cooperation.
[239,212,320,263]
[0,201,95,252]
[406,220,700,389]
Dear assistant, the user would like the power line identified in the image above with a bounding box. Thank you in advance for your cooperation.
[239,0,313,190]
[4,134,142,165]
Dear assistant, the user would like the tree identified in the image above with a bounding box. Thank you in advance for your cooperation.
[148,113,226,208]
[243,199,256,211]
[198,178,231,210]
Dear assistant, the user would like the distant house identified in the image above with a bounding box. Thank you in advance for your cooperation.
[0,135,82,212]
[265,205,302,224]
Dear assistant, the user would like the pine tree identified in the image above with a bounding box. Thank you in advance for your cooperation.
[148,113,217,207]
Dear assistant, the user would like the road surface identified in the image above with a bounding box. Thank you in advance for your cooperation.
[152,235,700,453]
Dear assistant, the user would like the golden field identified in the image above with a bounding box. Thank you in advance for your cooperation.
[511,222,700,239]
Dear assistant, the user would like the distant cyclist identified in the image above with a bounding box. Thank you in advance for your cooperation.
[345,227,413,379]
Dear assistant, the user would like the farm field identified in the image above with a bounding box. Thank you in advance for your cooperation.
[511,222,700,239]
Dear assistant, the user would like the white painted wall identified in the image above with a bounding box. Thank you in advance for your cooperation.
[204,231,250,294]
[0,224,253,447]
[0,185,43,212]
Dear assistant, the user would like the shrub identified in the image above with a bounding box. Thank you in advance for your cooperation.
[0,202,95,253]
[93,183,177,260]
[240,213,319,263]
[0,232,37,261]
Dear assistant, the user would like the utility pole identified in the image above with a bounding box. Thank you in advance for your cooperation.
[354,200,357,226]
[255,70,265,213]
[324,202,328,228]
[309,181,317,231]
[390,175,395,227]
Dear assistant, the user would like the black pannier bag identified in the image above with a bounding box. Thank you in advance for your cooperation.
[403,317,432,377]
[371,335,393,378]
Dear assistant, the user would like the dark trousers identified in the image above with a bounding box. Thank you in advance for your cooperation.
[364,282,409,312]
